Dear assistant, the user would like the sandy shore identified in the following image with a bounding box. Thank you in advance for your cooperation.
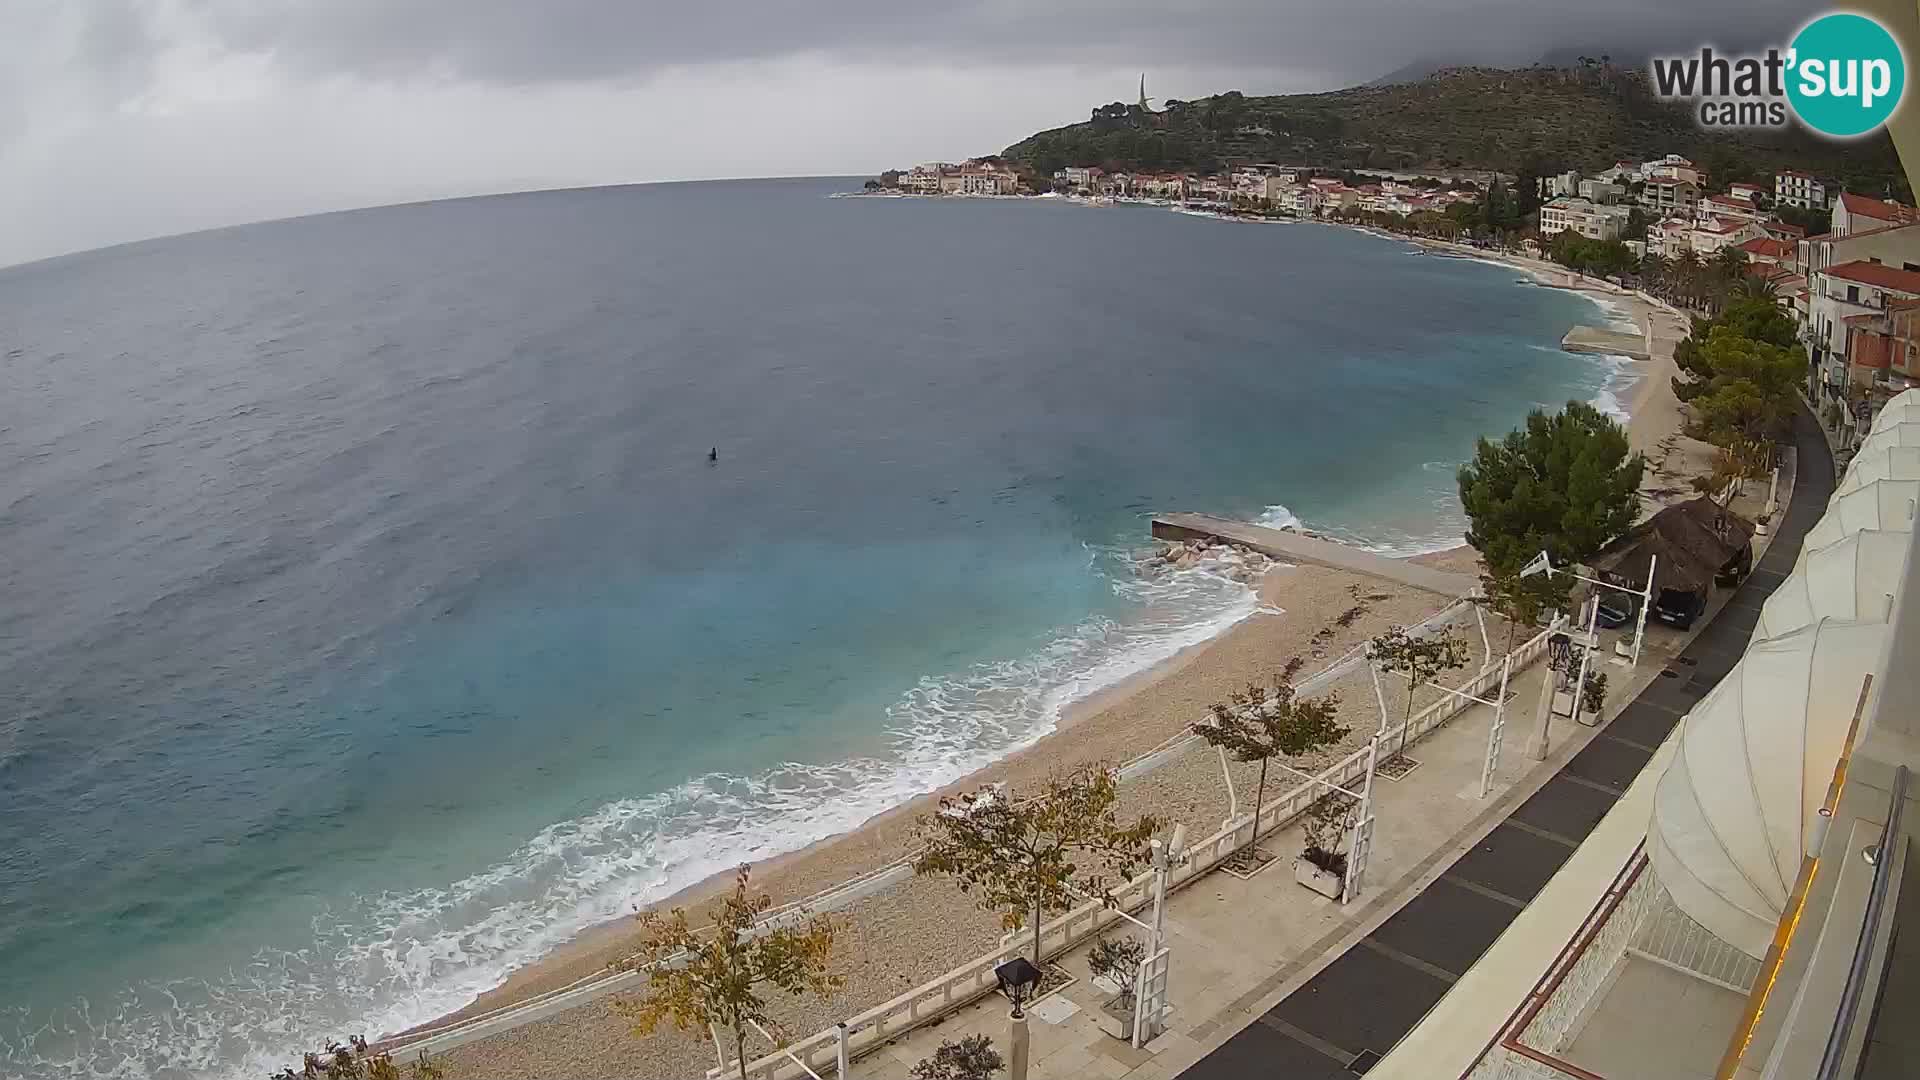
[409,240,1713,1080]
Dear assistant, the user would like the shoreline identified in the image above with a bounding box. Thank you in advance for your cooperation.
[409,234,1700,1072]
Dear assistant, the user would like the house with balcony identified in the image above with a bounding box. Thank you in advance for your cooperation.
[1540,196,1628,241]
[1642,176,1702,217]
[1689,216,1765,256]
[1775,169,1831,209]
[1811,260,1920,398]
[1700,193,1763,222]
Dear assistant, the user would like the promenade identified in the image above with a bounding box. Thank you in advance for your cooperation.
[848,407,1829,1080]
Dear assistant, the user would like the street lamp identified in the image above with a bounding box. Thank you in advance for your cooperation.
[995,957,1042,1080]
[993,957,1042,1019]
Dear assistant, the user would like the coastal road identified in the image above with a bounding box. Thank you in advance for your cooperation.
[1172,403,1835,1078]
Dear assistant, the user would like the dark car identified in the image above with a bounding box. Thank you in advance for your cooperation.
[1652,588,1706,629]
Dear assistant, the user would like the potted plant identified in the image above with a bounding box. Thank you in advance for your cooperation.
[1086,936,1148,1040]
[1294,792,1358,899]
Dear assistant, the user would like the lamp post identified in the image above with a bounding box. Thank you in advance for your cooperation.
[995,957,1042,1080]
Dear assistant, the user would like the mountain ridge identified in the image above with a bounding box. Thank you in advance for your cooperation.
[1000,65,1904,197]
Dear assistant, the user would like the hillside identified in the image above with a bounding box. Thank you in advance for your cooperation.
[1002,66,1907,198]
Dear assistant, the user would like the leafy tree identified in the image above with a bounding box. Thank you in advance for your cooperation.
[1369,625,1471,760]
[1191,658,1347,858]
[1674,325,1804,444]
[1475,567,1566,658]
[912,1035,1005,1080]
[1622,207,1651,242]
[616,866,841,1080]
[1714,295,1799,349]
[913,765,1159,967]
[1457,401,1646,575]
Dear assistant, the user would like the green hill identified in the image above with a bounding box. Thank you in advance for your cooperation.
[1001,66,1908,199]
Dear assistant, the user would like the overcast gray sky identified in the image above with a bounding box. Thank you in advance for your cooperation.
[2,0,1818,267]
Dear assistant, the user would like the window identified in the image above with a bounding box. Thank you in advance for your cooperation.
[1849,285,1861,303]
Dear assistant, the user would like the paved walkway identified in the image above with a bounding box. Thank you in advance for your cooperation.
[1172,404,1833,1078]
[1151,514,1477,597]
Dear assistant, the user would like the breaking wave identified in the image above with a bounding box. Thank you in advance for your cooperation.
[2,545,1268,1080]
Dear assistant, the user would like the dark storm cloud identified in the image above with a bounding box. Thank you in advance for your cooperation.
[185,0,1821,88]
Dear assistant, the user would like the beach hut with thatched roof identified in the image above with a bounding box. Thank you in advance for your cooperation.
[1588,497,1755,627]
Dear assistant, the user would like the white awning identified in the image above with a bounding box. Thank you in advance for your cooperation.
[1870,389,1920,433]
[1840,445,1920,495]
[1804,479,1919,549]
[1853,422,1920,461]
[1754,531,1907,640]
[1649,619,1888,957]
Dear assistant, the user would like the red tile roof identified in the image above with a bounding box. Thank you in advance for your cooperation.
[1839,191,1917,224]
[1764,221,1808,238]
[1738,237,1794,259]
[1826,260,1920,294]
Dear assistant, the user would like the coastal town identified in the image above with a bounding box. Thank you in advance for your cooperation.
[868,152,1920,449]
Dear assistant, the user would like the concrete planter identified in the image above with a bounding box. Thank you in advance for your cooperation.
[1096,996,1136,1041]
[1294,857,1344,900]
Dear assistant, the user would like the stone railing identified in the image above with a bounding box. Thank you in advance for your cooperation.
[718,624,1560,1079]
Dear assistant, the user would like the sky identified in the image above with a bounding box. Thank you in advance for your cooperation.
[2,0,1821,267]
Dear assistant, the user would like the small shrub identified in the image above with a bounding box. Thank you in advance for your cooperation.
[1582,670,1609,716]
[911,1034,1005,1080]
[1300,792,1358,876]
[1087,936,1149,1004]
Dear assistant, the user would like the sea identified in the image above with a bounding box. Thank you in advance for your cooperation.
[0,178,1635,1079]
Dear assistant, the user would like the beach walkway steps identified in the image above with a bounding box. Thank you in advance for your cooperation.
[1562,324,1650,361]
[1170,401,1832,1080]
[1151,513,1477,598]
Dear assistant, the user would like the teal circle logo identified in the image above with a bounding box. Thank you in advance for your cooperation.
[1787,13,1906,137]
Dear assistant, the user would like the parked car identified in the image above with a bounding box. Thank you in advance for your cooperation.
[1594,599,1634,629]
[1652,589,1706,629]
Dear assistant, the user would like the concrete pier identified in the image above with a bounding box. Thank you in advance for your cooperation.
[1561,324,1649,361]
[1151,512,1477,597]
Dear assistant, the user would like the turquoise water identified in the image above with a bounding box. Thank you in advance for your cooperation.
[0,180,1630,1078]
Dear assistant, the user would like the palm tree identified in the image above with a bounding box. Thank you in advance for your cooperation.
[1736,273,1779,301]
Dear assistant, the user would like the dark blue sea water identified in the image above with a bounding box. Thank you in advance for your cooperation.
[0,179,1631,1078]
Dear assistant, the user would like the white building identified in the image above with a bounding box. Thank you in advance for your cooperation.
[1832,191,1917,238]
[1688,215,1765,256]
[1810,260,1920,396]
[1056,166,1103,191]
[1641,176,1702,217]
[1775,169,1830,210]
[1539,196,1627,241]
[1578,178,1625,204]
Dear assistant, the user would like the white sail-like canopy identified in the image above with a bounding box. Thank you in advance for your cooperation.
[1870,389,1920,433]
[1804,479,1919,549]
[1854,422,1920,460]
[1649,618,1888,958]
[1840,445,1920,494]
[1753,531,1907,640]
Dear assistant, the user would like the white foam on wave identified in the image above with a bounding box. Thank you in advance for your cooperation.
[4,546,1269,1080]
[1255,502,1303,530]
